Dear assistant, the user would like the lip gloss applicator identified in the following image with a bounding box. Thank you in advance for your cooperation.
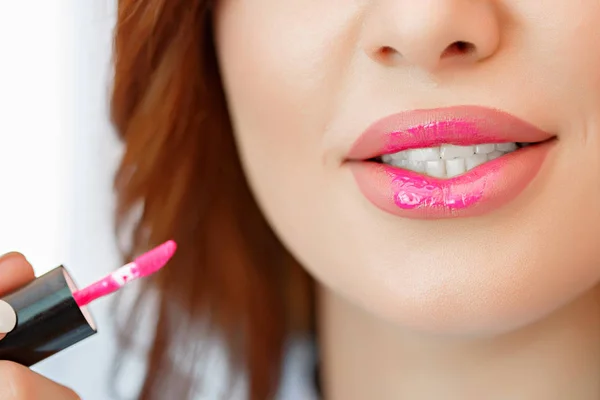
[73,240,177,307]
[0,240,177,366]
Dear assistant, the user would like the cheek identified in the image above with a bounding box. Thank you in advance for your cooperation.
[213,0,600,338]
[213,0,359,164]
[212,0,360,245]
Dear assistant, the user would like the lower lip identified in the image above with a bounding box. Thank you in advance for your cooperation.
[348,142,554,219]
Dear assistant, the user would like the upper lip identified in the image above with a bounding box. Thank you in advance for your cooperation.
[347,105,555,160]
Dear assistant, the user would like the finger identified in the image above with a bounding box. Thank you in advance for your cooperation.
[0,361,80,399]
[0,301,16,340]
[0,253,35,294]
[0,254,35,340]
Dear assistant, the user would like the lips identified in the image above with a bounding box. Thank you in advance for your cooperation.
[347,106,556,219]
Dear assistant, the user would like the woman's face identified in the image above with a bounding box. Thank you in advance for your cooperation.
[214,1,600,335]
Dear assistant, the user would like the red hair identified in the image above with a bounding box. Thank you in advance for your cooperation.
[110,0,314,398]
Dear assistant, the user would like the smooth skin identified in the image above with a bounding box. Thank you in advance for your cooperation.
[0,253,79,400]
[214,0,600,398]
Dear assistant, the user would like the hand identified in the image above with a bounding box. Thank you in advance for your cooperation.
[0,253,80,399]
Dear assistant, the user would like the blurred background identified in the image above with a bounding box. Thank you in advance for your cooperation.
[0,1,126,398]
[0,2,315,399]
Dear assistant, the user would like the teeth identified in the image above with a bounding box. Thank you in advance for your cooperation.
[381,142,523,178]
[445,158,466,177]
[475,144,495,154]
[425,160,446,178]
[487,150,503,160]
[465,154,487,170]
[391,159,426,173]
[496,143,517,152]
[440,144,474,160]
[405,147,440,161]
[381,154,394,164]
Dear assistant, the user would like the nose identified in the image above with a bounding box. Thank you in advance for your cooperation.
[362,0,501,72]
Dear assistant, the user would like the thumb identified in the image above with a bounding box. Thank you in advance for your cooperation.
[0,253,35,340]
[0,301,15,340]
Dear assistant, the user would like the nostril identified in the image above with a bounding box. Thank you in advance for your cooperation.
[441,41,476,58]
[373,46,402,65]
[371,41,477,67]
[380,46,397,56]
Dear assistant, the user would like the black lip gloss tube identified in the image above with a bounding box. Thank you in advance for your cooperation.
[0,266,97,366]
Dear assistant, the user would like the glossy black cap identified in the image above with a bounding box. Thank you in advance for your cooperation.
[0,266,97,366]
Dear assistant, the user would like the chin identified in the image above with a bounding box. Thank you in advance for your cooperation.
[317,240,600,338]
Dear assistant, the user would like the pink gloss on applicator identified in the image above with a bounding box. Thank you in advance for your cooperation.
[0,239,177,367]
[73,240,177,307]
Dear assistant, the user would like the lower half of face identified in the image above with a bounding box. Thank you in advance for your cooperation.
[214,0,600,336]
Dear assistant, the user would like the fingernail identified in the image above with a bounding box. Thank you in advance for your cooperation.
[0,301,16,333]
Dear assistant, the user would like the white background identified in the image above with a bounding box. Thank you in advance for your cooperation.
[0,1,123,398]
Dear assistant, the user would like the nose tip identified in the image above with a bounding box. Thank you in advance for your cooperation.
[363,1,501,72]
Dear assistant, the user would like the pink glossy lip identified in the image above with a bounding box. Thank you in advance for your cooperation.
[347,106,555,219]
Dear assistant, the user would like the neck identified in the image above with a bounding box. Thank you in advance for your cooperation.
[318,285,600,400]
